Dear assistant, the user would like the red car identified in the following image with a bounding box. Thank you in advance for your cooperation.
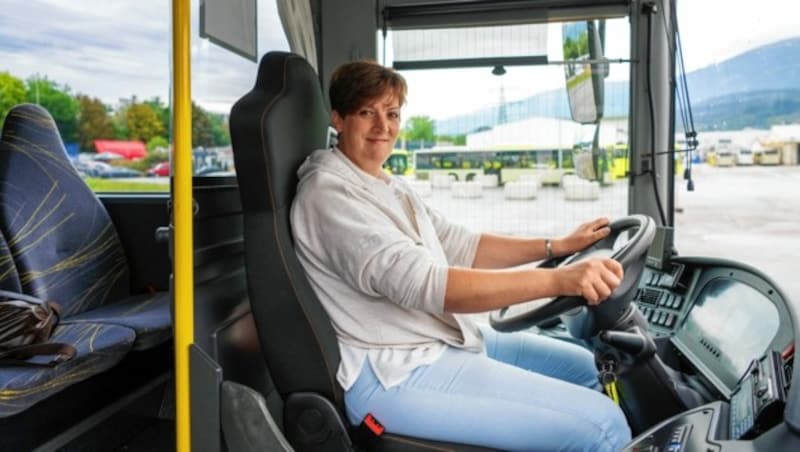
[146,162,170,177]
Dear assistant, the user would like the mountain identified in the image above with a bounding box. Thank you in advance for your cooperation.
[435,38,800,135]
[686,38,800,104]
[691,89,800,130]
[686,38,800,130]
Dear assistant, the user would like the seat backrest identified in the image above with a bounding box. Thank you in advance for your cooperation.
[229,52,342,406]
[0,230,23,294]
[0,135,22,294]
[0,104,130,316]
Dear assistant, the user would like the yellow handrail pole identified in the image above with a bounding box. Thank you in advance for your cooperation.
[172,1,193,451]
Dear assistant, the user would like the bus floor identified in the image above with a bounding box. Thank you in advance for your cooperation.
[57,381,175,452]
[61,419,174,452]
[116,420,174,452]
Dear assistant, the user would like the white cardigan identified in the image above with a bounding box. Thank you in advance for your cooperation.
[291,148,484,390]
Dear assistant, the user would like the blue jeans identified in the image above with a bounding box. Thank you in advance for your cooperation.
[345,326,631,451]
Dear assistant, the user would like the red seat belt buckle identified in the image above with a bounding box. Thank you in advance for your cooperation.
[362,413,385,436]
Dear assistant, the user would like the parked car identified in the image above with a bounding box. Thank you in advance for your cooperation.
[71,159,115,177]
[98,166,142,178]
[93,152,125,162]
[71,159,97,177]
[147,162,171,177]
[194,163,233,176]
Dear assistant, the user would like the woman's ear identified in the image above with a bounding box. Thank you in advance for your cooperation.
[331,110,344,133]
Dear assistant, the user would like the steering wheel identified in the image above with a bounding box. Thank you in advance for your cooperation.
[490,215,656,335]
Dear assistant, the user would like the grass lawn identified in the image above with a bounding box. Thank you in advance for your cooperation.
[85,178,169,192]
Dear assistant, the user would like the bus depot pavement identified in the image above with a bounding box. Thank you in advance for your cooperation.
[674,164,800,304]
[417,164,800,306]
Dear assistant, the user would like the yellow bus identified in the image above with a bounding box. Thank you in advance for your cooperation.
[757,148,782,165]
[608,143,684,179]
[383,149,413,176]
[609,143,629,179]
[413,146,574,185]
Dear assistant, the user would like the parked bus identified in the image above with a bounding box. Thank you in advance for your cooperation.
[383,149,413,176]
[2,1,799,452]
[413,146,574,185]
[758,148,783,165]
[609,143,630,179]
[737,148,755,165]
[709,139,738,166]
[714,148,738,166]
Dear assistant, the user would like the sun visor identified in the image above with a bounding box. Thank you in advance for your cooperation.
[390,24,548,70]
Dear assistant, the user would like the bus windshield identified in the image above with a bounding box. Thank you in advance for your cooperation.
[383,18,631,237]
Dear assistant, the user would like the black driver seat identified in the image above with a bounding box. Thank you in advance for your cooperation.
[229,51,493,451]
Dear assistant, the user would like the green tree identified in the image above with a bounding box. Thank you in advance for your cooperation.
[403,115,435,144]
[111,103,130,139]
[125,102,164,143]
[208,112,230,146]
[145,97,170,139]
[436,134,466,146]
[26,76,80,142]
[77,95,114,152]
[0,72,26,124]
[147,135,169,152]
[191,102,214,148]
[127,148,169,173]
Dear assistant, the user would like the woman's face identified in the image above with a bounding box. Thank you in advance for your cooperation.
[332,91,401,177]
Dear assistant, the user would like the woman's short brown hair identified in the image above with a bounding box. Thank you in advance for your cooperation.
[329,60,407,116]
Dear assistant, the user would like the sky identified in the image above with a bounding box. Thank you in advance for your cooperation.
[1,0,798,119]
[0,0,289,113]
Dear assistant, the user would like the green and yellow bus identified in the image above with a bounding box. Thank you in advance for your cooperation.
[383,149,413,176]
[413,146,575,185]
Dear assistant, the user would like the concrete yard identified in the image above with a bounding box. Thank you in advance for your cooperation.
[416,164,800,305]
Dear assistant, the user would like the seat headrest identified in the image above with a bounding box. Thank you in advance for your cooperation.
[230,51,329,213]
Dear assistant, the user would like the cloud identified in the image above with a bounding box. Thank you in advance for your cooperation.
[677,0,799,71]
[2,0,798,119]
[0,0,289,113]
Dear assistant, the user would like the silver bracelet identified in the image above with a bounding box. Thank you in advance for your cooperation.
[545,239,553,259]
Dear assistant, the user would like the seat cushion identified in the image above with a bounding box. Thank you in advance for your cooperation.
[65,292,172,350]
[0,322,135,417]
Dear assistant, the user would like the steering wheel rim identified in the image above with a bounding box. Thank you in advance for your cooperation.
[490,215,656,333]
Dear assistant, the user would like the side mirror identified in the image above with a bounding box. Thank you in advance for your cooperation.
[571,126,607,182]
[562,20,606,125]
[563,20,608,182]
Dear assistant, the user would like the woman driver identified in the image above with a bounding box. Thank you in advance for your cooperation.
[290,60,631,451]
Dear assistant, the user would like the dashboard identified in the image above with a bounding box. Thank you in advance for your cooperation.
[625,255,797,450]
[633,257,794,398]
[512,225,800,450]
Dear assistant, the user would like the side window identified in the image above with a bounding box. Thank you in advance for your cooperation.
[0,0,289,192]
[674,0,799,296]
[191,0,290,179]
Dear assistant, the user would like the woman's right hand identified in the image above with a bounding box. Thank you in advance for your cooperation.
[555,258,623,305]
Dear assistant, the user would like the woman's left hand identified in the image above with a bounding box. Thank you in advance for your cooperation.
[554,217,611,257]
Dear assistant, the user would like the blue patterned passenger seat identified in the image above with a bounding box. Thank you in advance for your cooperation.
[0,103,172,417]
